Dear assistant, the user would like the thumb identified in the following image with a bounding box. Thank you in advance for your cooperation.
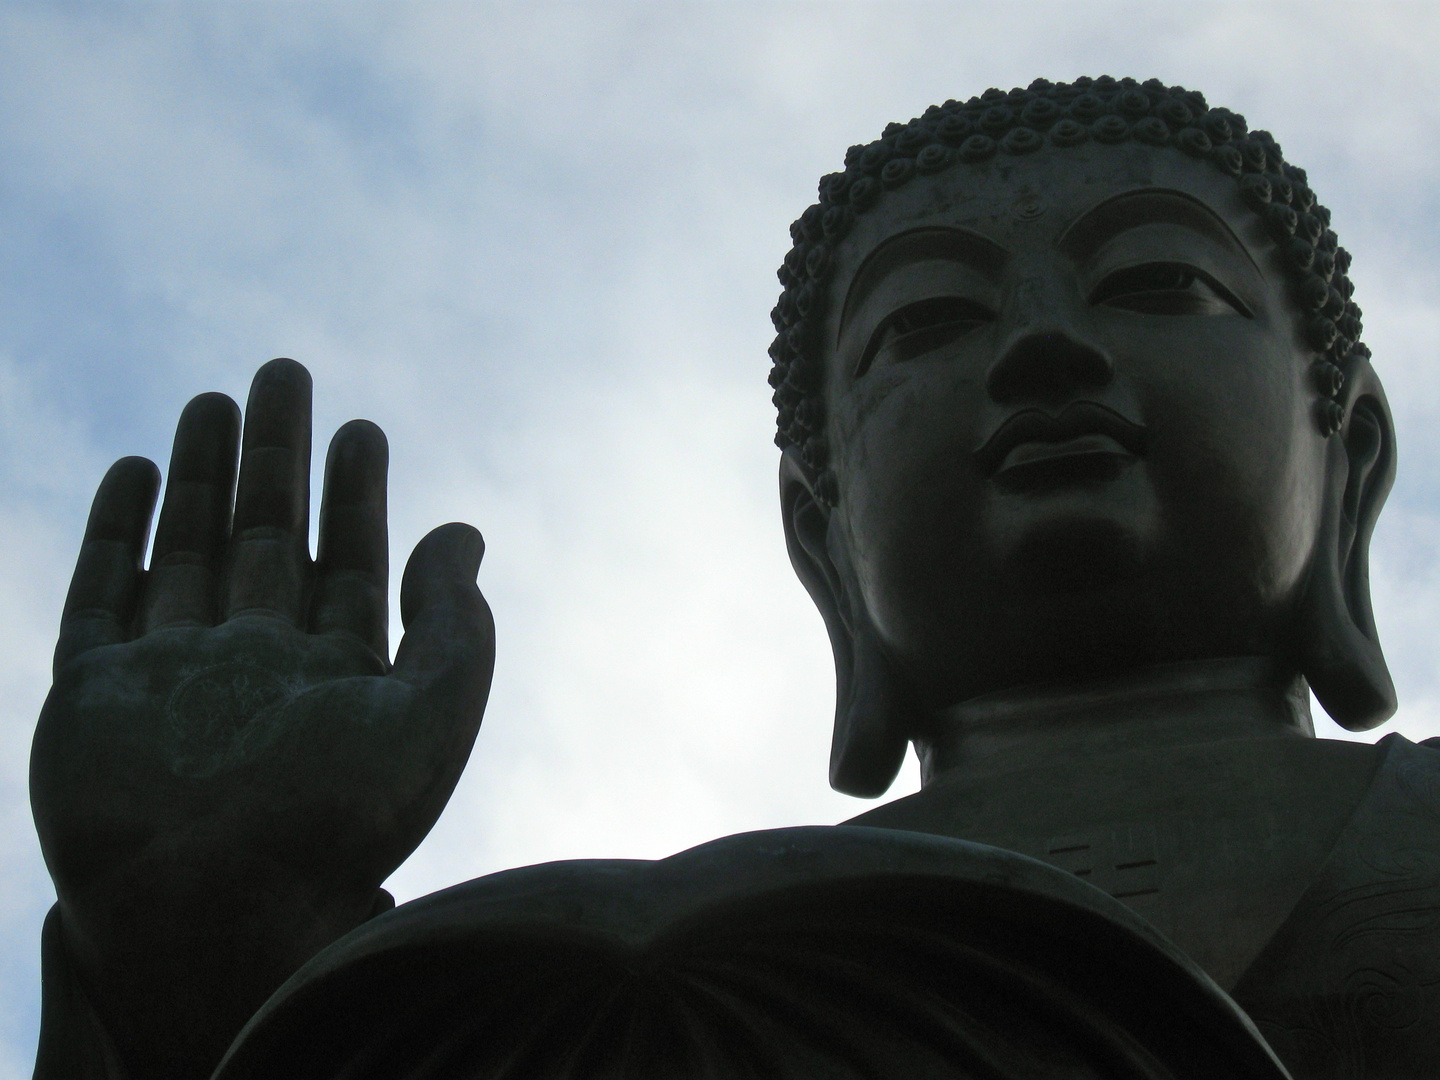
[392,523,494,702]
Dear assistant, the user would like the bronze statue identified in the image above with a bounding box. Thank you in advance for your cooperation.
[31,78,1434,1079]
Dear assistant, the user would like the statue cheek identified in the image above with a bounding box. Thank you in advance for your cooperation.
[1145,372,1323,609]
[840,465,991,659]
[1255,453,1328,604]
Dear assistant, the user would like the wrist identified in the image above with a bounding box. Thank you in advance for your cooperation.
[54,869,389,1079]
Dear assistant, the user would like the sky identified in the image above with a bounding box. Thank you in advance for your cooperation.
[1,2,1438,1073]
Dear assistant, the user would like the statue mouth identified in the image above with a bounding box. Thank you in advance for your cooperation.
[974,402,1148,489]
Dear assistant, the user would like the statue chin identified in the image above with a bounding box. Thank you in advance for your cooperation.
[1005,509,1150,594]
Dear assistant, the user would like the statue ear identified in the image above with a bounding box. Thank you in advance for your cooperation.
[779,449,911,797]
[1298,353,1397,730]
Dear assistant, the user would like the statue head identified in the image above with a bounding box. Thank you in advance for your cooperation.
[771,78,1396,796]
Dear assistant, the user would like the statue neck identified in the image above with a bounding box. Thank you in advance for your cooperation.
[914,657,1314,787]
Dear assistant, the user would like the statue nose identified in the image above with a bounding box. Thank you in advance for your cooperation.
[985,329,1114,404]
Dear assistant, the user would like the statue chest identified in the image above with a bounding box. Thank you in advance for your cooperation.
[848,735,1380,990]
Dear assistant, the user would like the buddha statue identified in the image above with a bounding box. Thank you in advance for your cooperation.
[28,78,1437,1080]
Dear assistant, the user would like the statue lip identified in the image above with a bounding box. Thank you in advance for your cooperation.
[974,401,1148,479]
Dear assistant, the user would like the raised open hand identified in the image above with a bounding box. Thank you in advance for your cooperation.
[30,359,494,1078]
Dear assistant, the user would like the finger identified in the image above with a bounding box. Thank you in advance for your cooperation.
[392,523,494,713]
[224,359,312,622]
[55,457,160,673]
[140,393,241,631]
[312,419,389,660]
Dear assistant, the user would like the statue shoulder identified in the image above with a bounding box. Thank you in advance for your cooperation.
[1233,733,1440,1079]
[1369,731,1440,834]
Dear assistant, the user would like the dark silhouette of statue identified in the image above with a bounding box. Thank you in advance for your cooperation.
[30,78,1435,1079]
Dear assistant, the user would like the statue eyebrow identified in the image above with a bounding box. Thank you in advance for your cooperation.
[1056,188,1261,274]
[839,226,1008,339]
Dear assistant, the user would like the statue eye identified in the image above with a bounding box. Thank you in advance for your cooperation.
[1089,262,1250,317]
[857,296,995,375]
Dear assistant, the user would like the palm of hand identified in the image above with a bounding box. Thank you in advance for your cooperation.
[29,360,493,1074]
[38,619,448,895]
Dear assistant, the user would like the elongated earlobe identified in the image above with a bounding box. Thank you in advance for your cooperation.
[780,450,910,796]
[832,616,914,796]
[1297,352,1396,730]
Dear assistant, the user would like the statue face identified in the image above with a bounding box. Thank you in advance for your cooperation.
[817,143,1330,708]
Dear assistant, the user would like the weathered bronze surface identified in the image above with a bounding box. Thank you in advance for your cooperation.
[32,78,1431,1079]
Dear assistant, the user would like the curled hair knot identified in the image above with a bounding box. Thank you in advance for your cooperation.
[1092,115,1130,144]
[881,158,916,188]
[849,176,880,209]
[1240,173,1272,207]
[1050,119,1088,147]
[1313,361,1345,397]
[1157,99,1193,128]
[800,204,825,242]
[1117,88,1151,116]
[1288,239,1316,272]
[916,144,952,174]
[822,205,853,240]
[1002,127,1044,155]
[1309,316,1339,351]
[979,106,1015,134]
[1211,144,1244,176]
[1176,127,1212,157]
[897,125,930,153]
[1266,203,1299,238]
[858,142,892,174]
[959,134,997,162]
[1021,98,1061,129]
[1132,116,1170,145]
[819,172,851,204]
[1201,110,1233,143]
[937,114,974,145]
